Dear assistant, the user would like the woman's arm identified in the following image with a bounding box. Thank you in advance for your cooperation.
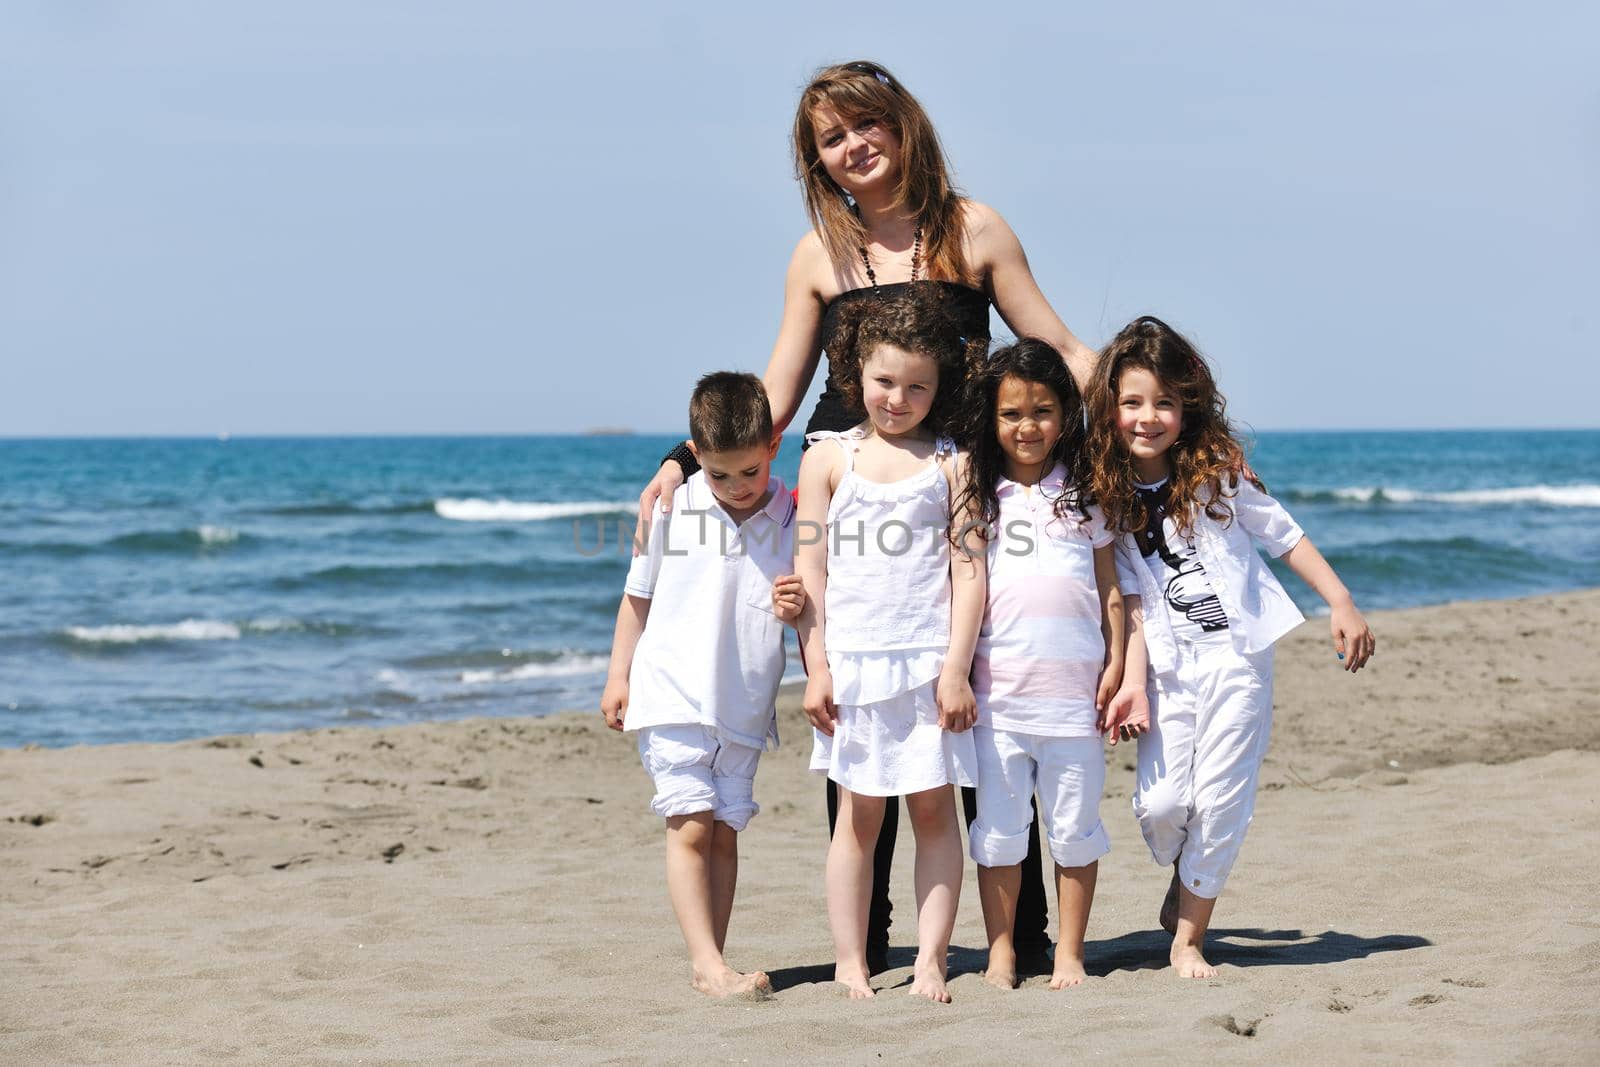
[762,234,830,436]
[965,201,1097,389]
[635,235,829,551]
[795,443,839,733]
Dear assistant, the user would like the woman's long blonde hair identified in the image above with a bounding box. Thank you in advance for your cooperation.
[791,61,973,287]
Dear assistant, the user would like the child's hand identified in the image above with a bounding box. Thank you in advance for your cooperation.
[1095,657,1125,719]
[936,669,977,734]
[771,574,805,624]
[1330,601,1375,673]
[1101,685,1150,747]
[601,677,629,731]
[803,669,838,735]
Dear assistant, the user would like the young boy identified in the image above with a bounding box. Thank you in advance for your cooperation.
[601,371,803,999]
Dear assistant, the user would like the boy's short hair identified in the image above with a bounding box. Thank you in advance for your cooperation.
[688,372,773,453]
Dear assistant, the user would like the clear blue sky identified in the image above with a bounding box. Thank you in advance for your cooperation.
[2,2,1594,435]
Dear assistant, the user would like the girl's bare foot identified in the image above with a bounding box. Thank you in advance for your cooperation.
[692,963,773,999]
[983,945,1017,990]
[1048,956,1087,990]
[909,955,952,1003]
[1170,941,1218,979]
[1159,870,1180,935]
[834,961,875,1000]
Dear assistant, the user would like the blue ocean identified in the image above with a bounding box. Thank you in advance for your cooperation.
[3,431,1597,748]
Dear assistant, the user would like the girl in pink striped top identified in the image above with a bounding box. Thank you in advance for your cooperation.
[953,338,1145,990]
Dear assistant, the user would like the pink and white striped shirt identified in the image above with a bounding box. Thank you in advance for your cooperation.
[972,464,1113,738]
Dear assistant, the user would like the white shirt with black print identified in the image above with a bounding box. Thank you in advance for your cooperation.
[1134,477,1229,640]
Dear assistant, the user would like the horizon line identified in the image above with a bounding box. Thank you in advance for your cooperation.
[2,425,1599,443]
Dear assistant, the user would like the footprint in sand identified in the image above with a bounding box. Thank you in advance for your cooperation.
[1209,1014,1262,1038]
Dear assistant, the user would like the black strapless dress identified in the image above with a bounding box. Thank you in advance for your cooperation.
[804,281,992,440]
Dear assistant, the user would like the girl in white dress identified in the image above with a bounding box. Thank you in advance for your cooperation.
[795,285,982,1002]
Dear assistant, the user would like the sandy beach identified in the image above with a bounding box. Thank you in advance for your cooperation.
[4,589,1599,1065]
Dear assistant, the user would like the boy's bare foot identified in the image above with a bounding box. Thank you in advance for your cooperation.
[1170,941,1218,979]
[834,962,875,1000]
[1159,870,1180,935]
[909,956,952,1003]
[691,963,772,999]
[982,946,1017,990]
[1048,956,1087,990]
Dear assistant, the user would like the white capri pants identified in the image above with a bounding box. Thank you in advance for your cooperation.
[1132,633,1274,899]
[637,724,762,831]
[969,727,1110,869]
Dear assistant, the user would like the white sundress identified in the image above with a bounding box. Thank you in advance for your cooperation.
[807,429,978,796]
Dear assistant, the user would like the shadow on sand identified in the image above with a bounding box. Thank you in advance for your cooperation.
[765,929,1432,991]
[1085,927,1433,975]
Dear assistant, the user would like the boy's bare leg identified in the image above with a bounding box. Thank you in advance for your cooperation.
[709,820,738,953]
[904,786,961,1004]
[664,812,769,997]
[1171,880,1219,979]
[1050,861,1097,989]
[827,788,886,999]
[1158,865,1180,934]
[976,863,1021,989]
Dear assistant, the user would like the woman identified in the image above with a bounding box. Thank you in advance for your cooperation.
[637,60,1096,975]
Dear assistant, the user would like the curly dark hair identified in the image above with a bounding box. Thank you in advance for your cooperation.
[953,337,1092,532]
[1085,316,1261,539]
[824,282,983,436]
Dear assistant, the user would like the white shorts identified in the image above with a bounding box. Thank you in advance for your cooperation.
[1132,633,1274,899]
[637,724,762,831]
[809,680,978,797]
[969,726,1110,869]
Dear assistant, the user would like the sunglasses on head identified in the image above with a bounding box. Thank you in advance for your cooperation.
[842,61,894,89]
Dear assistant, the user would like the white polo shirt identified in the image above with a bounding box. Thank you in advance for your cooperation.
[972,465,1115,738]
[622,473,795,750]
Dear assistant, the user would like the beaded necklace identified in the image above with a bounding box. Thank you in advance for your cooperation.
[857,227,922,293]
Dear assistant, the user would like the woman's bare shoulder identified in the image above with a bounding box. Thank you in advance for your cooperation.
[785,230,838,290]
[789,230,831,268]
[959,200,1017,245]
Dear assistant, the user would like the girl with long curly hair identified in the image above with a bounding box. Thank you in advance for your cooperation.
[1090,316,1376,979]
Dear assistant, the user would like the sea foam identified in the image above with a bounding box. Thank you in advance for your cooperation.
[66,619,242,643]
[459,654,610,685]
[434,498,632,522]
[1326,484,1600,507]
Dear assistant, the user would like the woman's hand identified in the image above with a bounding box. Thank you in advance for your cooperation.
[804,668,838,735]
[1330,601,1375,672]
[936,668,978,734]
[634,460,685,556]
